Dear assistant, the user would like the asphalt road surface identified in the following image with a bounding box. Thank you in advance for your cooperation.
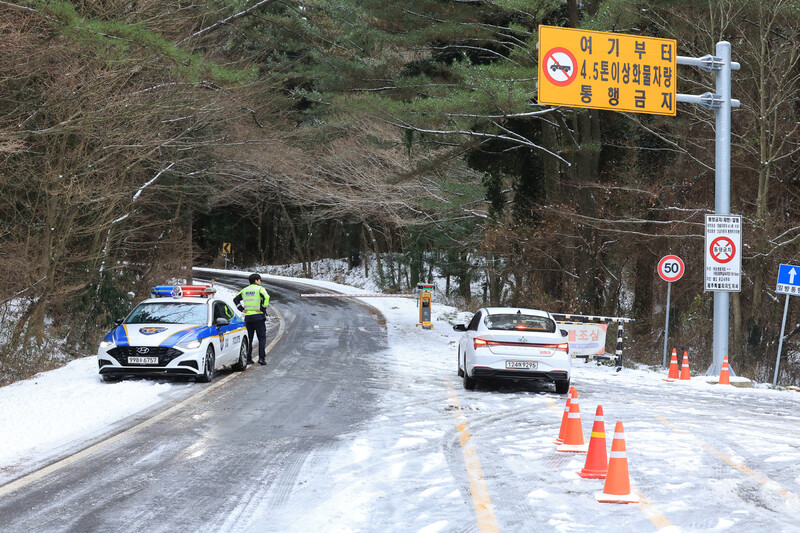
[0,274,387,532]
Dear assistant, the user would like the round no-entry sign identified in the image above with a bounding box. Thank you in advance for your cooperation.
[658,255,685,282]
[709,236,736,264]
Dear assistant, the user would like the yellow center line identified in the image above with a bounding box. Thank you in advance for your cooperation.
[446,382,499,533]
[0,306,285,499]
[0,372,238,498]
[655,415,800,507]
[634,490,673,529]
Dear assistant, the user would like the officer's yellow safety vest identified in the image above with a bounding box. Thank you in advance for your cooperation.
[238,284,269,315]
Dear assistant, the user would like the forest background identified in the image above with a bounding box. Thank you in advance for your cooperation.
[2,0,800,386]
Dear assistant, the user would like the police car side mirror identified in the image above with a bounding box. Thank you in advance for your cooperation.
[114,318,124,326]
[453,324,467,332]
[560,329,569,337]
[215,317,230,327]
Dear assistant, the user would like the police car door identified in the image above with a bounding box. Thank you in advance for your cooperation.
[213,300,240,364]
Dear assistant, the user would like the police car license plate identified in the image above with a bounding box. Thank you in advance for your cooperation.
[128,356,158,365]
[506,360,537,370]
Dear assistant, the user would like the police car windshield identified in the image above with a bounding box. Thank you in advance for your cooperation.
[126,302,208,325]
[484,314,555,332]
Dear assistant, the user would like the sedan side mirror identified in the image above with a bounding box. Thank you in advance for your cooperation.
[453,324,467,332]
[114,318,124,326]
[560,329,569,337]
[215,317,230,327]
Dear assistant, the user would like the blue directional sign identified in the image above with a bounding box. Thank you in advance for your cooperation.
[776,264,800,295]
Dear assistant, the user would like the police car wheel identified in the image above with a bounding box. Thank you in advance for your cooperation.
[233,337,248,371]
[196,345,215,383]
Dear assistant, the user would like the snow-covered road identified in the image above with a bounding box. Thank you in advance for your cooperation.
[238,289,800,532]
[1,271,799,532]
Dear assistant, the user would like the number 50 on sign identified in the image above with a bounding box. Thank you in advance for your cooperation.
[658,255,685,282]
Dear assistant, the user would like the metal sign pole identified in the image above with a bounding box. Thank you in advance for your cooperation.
[677,42,740,377]
[711,41,732,376]
[662,281,672,369]
[773,294,791,386]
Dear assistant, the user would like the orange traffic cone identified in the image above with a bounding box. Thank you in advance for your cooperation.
[719,354,731,385]
[595,421,640,503]
[557,389,589,453]
[664,348,679,381]
[578,405,608,478]
[554,388,574,444]
[679,351,691,381]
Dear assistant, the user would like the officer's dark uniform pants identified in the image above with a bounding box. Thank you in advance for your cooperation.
[245,316,267,362]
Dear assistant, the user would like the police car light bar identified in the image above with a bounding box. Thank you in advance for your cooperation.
[151,285,182,298]
[181,285,216,297]
[151,284,216,298]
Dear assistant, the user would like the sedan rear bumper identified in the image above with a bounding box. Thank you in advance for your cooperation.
[472,368,569,382]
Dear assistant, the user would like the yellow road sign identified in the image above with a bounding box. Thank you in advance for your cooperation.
[222,243,231,254]
[538,25,677,116]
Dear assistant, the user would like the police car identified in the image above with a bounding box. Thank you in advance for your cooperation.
[97,284,249,383]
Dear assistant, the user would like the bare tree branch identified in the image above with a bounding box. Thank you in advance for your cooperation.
[177,0,280,46]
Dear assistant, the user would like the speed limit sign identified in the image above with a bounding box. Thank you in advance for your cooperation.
[658,255,685,282]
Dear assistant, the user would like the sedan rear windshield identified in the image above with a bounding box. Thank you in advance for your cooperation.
[484,313,556,333]
[126,303,207,325]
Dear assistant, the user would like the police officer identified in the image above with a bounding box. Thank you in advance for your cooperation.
[233,273,270,365]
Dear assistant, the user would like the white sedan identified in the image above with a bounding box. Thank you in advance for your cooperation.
[454,307,571,393]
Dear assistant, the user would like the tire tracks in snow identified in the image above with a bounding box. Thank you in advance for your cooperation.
[654,414,800,509]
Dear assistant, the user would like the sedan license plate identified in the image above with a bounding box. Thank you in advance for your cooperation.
[506,360,537,370]
[128,356,158,365]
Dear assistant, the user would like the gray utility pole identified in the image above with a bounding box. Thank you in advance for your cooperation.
[676,42,740,376]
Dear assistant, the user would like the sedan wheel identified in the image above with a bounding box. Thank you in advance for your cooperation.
[233,338,249,371]
[196,345,215,383]
[555,379,570,394]
[463,370,476,390]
